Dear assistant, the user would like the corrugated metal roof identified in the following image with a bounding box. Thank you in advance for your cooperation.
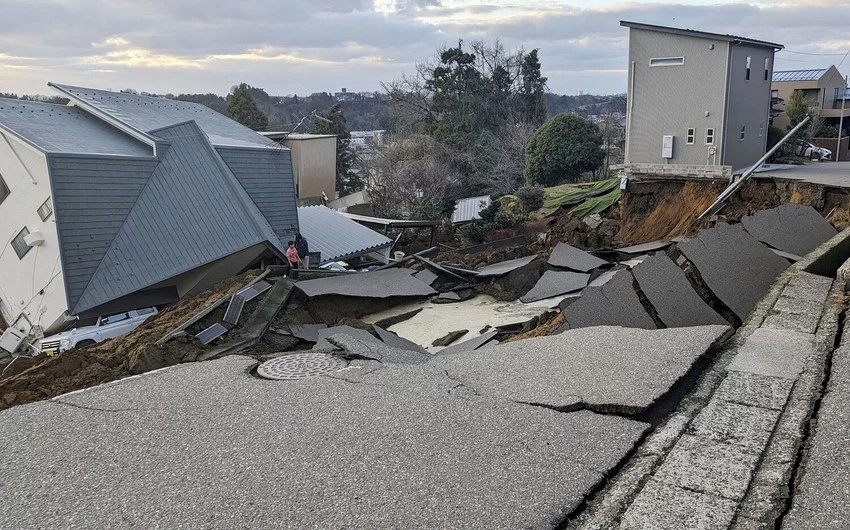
[0,98,152,156]
[297,205,392,263]
[71,121,284,314]
[50,83,277,149]
[452,195,491,224]
[772,69,828,82]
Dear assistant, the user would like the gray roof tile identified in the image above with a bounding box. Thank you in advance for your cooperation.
[0,98,151,156]
[51,84,277,149]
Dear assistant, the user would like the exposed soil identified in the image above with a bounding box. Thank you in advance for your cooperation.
[0,270,262,411]
[619,178,850,244]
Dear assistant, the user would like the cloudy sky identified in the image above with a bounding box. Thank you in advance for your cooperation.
[1,0,848,97]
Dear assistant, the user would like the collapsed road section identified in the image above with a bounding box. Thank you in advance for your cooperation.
[0,196,848,529]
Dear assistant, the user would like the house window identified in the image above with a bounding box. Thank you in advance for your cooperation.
[740,125,746,141]
[746,56,751,81]
[0,174,8,205]
[764,58,770,81]
[771,89,779,98]
[687,128,695,145]
[37,197,52,221]
[649,56,685,67]
[11,227,30,260]
[706,128,715,145]
[759,123,765,137]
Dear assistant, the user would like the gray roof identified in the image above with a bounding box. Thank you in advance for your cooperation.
[451,195,491,224]
[772,69,828,82]
[50,83,278,149]
[0,98,151,156]
[297,205,392,263]
[218,146,299,242]
[66,121,284,314]
[620,21,784,50]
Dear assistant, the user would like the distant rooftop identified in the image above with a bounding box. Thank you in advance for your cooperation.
[620,20,784,50]
[49,83,277,149]
[0,97,152,157]
[773,69,828,82]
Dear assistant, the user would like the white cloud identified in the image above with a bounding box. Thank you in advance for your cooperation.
[0,0,847,97]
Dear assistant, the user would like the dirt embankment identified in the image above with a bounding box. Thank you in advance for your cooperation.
[0,270,261,411]
[619,178,850,244]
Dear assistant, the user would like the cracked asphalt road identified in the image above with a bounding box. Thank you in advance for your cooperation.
[0,325,729,529]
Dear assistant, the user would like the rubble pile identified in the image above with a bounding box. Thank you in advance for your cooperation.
[0,270,262,410]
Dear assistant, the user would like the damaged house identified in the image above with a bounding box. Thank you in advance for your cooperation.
[0,84,298,340]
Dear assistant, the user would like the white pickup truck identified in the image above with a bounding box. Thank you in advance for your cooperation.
[38,307,158,356]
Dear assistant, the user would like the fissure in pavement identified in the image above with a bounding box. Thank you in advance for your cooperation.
[774,304,847,528]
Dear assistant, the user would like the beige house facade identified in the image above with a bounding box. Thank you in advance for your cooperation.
[771,66,848,130]
[263,133,337,202]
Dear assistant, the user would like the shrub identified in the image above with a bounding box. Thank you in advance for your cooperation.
[524,114,604,186]
[516,185,545,212]
[457,221,487,245]
[478,200,502,224]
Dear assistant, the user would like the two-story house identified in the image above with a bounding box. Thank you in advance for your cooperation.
[0,84,298,342]
[771,66,848,131]
[621,21,783,172]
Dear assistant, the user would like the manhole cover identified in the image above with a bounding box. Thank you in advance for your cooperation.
[256,352,348,380]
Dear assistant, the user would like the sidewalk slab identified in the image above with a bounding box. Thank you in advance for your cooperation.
[654,434,760,500]
[726,328,814,380]
[712,371,794,411]
[620,479,738,530]
[688,400,781,454]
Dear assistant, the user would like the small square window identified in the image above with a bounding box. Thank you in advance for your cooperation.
[11,227,30,260]
[687,128,695,145]
[706,128,715,145]
[740,125,746,141]
[37,197,52,221]
[758,123,765,137]
[0,174,8,205]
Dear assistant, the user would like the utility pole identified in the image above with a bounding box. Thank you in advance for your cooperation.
[838,75,847,162]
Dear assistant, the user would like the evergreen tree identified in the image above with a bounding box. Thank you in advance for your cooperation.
[313,104,362,195]
[226,83,268,131]
[524,114,604,186]
[518,49,548,126]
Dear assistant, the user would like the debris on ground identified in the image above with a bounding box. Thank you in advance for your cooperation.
[0,270,262,410]
[432,329,469,347]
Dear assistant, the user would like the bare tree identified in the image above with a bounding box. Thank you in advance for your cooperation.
[485,120,537,195]
[368,134,460,220]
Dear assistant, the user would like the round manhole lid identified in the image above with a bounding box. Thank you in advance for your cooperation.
[256,352,348,381]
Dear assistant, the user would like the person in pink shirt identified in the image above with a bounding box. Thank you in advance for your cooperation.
[285,240,301,278]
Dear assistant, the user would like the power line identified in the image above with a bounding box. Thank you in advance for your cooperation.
[779,50,850,57]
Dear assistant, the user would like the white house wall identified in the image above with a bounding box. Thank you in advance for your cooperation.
[0,131,68,335]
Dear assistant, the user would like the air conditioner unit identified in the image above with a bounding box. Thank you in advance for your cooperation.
[0,327,25,354]
[23,231,45,247]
